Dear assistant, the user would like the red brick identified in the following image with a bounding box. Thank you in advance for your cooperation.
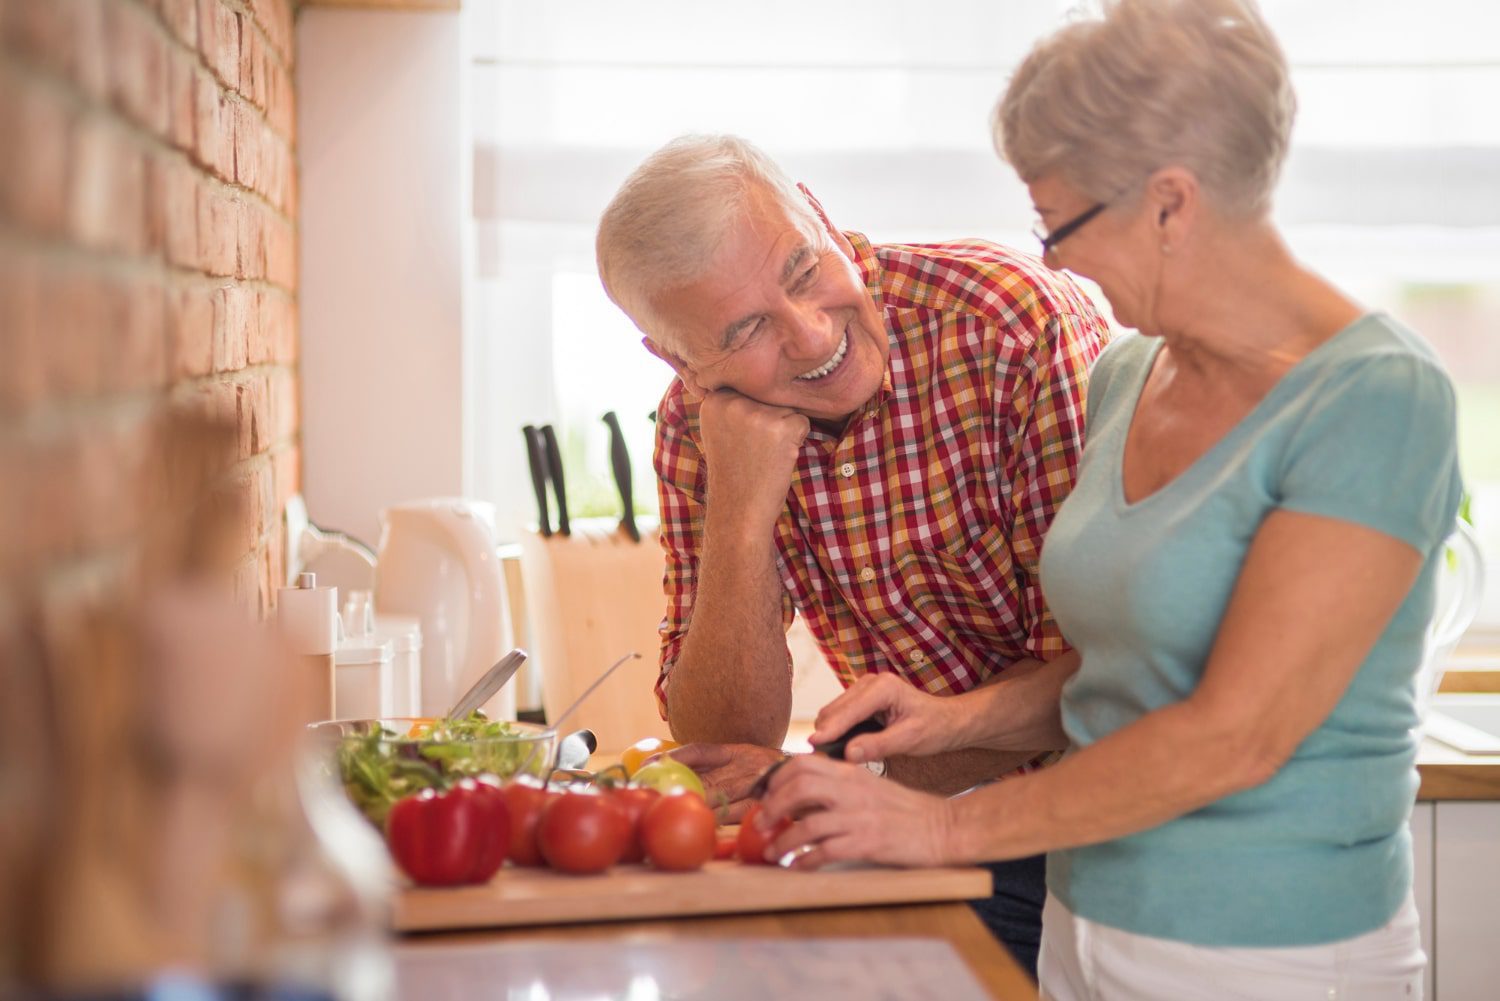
[3,0,106,99]
[69,117,147,255]
[111,281,167,393]
[231,99,259,192]
[166,46,197,152]
[211,282,250,372]
[264,213,295,289]
[245,0,292,70]
[232,373,269,458]
[36,264,113,399]
[165,283,214,378]
[105,0,168,138]
[159,0,197,49]
[149,155,199,269]
[0,67,73,238]
[235,199,265,279]
[263,290,296,364]
[264,54,293,141]
[0,246,44,414]
[196,0,239,91]
[193,68,232,179]
[196,184,237,276]
[237,16,263,108]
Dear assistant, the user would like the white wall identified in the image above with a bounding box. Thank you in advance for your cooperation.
[296,8,466,547]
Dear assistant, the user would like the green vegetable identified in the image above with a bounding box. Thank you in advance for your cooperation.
[333,712,544,828]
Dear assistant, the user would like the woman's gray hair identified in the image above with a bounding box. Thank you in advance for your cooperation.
[595,134,821,347]
[994,0,1296,218]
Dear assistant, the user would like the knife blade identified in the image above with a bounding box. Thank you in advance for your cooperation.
[602,410,640,543]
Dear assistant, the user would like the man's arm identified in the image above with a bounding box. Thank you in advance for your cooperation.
[655,389,809,747]
[882,654,1076,794]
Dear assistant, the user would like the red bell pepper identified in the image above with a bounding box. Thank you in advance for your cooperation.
[385,778,511,886]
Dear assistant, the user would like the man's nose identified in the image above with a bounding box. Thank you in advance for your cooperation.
[781,304,834,358]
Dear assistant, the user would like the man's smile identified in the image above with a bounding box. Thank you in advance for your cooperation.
[794,327,850,381]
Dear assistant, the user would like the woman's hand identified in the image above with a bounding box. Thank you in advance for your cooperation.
[757,755,957,869]
[810,674,969,764]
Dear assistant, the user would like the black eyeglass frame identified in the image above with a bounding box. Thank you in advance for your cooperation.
[1033,202,1107,255]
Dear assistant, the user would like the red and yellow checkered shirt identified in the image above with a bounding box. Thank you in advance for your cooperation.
[653,231,1108,713]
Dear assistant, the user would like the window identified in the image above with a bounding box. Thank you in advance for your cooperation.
[463,0,1500,635]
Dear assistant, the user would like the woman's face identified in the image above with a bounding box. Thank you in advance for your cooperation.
[1027,174,1167,334]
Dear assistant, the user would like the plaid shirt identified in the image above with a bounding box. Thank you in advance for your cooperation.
[653,231,1108,715]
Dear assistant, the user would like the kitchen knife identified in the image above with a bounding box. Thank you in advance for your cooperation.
[522,425,552,538]
[747,715,887,800]
[540,424,570,537]
[601,411,640,543]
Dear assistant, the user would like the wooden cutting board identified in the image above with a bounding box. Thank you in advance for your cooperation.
[393,860,992,932]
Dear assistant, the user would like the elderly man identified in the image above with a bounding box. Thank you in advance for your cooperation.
[595,135,1108,974]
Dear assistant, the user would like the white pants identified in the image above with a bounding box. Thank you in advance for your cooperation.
[1038,892,1425,1001]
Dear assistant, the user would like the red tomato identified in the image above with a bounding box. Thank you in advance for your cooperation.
[607,785,662,864]
[713,832,738,861]
[737,802,791,866]
[538,790,630,874]
[641,792,716,872]
[499,777,556,867]
[456,778,511,881]
[385,781,510,886]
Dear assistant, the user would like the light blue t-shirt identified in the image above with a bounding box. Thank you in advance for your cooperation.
[1039,314,1463,947]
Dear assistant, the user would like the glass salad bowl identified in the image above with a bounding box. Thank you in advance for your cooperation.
[309,716,556,828]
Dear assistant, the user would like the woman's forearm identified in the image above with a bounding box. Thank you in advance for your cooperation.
[943,694,1268,864]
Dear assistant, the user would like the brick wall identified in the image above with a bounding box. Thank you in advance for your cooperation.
[0,0,300,620]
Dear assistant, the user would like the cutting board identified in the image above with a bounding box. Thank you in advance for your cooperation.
[393,860,992,932]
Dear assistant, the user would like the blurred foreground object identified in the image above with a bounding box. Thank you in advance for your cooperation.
[0,414,392,999]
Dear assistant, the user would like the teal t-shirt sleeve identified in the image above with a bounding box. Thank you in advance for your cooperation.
[1277,351,1462,553]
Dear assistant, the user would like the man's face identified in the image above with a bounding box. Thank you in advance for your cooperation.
[649,186,889,423]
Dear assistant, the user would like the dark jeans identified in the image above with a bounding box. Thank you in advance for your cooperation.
[967,853,1048,982]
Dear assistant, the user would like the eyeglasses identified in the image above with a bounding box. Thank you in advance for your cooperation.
[1031,202,1107,256]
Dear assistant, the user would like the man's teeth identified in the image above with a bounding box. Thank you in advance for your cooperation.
[796,332,849,381]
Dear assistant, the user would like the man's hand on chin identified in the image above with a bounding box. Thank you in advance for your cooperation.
[669,742,788,823]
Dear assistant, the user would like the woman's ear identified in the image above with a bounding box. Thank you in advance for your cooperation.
[798,182,858,261]
[642,337,709,403]
[1145,167,1198,249]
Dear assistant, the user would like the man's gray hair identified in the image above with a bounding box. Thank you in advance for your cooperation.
[595,135,820,348]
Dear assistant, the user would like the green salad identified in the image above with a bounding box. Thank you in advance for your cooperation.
[335,713,544,828]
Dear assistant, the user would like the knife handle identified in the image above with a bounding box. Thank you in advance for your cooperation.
[602,411,640,543]
[522,425,552,538]
[540,424,569,537]
[811,715,886,761]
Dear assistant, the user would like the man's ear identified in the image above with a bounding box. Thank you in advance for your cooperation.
[797,182,858,261]
[642,337,709,403]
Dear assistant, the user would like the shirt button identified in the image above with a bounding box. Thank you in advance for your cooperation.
[858,566,876,583]
[839,462,856,478]
[912,651,926,665]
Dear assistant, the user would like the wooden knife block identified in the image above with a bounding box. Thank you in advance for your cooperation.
[518,517,674,755]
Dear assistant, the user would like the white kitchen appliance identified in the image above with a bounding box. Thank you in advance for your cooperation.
[373,498,515,719]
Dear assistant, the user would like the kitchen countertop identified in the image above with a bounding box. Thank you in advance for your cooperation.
[397,901,1039,1001]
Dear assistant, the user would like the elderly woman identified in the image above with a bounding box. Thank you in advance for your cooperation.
[758,0,1463,996]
